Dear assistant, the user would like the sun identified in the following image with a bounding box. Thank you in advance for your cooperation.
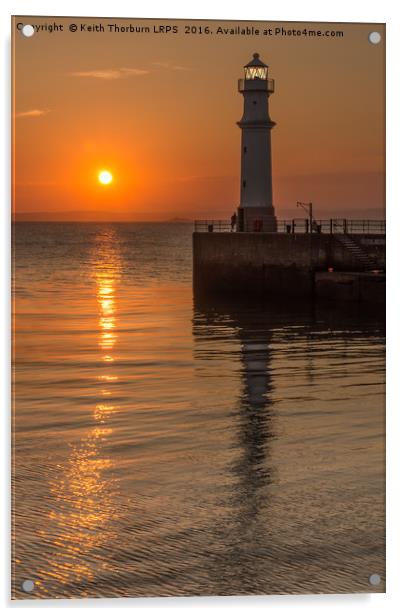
[98,170,113,185]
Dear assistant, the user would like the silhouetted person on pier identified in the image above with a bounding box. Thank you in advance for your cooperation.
[231,212,237,232]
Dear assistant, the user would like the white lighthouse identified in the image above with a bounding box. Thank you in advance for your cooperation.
[237,53,277,232]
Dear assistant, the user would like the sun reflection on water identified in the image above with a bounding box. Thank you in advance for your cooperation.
[36,229,122,595]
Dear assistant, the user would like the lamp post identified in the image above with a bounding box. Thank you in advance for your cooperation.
[297,201,313,233]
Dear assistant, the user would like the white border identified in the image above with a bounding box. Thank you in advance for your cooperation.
[2,1,401,614]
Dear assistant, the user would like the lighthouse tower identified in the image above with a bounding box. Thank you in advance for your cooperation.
[237,53,277,232]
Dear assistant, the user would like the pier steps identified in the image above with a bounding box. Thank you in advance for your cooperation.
[336,235,378,270]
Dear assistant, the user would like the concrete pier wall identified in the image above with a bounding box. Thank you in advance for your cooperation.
[193,232,385,299]
[315,272,385,304]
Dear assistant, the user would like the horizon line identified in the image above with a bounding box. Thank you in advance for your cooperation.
[12,218,195,223]
[12,217,386,223]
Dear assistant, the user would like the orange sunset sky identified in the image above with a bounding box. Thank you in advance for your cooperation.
[12,17,385,221]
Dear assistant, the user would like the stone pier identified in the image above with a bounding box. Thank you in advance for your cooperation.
[193,232,385,302]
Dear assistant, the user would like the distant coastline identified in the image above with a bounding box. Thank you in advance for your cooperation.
[12,215,194,223]
[13,208,386,223]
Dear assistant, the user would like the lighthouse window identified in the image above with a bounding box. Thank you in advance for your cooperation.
[253,100,257,105]
[243,146,247,153]
[243,180,246,188]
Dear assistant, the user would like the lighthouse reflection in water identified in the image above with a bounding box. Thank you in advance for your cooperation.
[13,223,385,597]
[192,296,384,593]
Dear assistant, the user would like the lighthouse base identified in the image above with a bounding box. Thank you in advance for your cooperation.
[237,206,277,232]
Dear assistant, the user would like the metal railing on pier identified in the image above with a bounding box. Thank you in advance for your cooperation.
[194,220,232,232]
[194,218,386,234]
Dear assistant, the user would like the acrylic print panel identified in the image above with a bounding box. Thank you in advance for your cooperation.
[11,16,385,599]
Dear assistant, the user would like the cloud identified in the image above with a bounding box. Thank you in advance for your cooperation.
[152,61,191,71]
[15,109,50,119]
[70,67,149,80]
[69,63,190,81]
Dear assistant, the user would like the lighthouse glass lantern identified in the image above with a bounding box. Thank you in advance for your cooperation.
[244,53,268,80]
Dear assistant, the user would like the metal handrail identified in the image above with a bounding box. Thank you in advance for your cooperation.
[194,219,386,234]
[194,220,232,232]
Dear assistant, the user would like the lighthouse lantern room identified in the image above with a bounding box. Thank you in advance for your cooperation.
[237,53,277,232]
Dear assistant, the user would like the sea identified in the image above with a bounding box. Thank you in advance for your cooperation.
[12,222,385,599]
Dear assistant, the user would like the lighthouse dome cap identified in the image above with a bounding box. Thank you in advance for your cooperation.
[245,52,268,68]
